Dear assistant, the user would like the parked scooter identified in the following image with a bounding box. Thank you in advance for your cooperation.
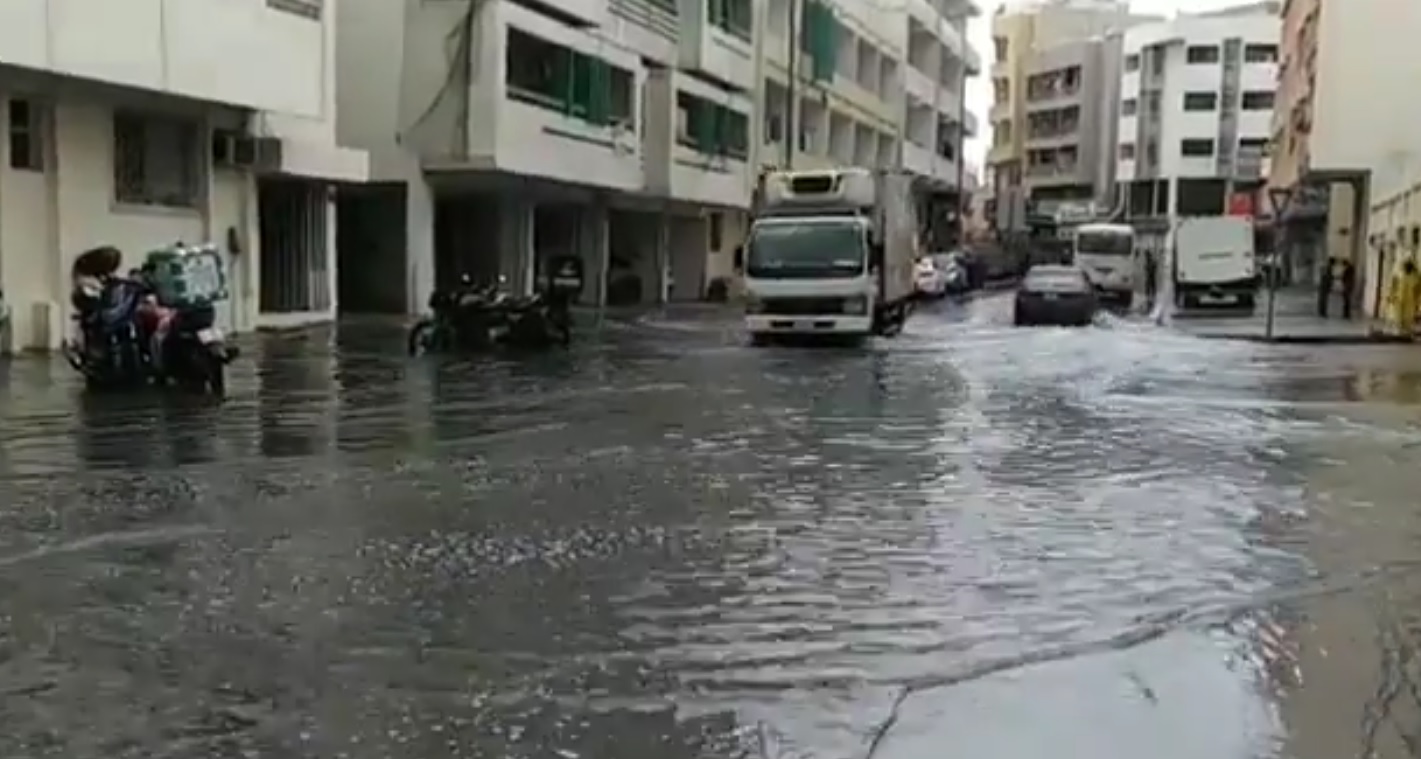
[408,256,583,355]
[63,247,151,390]
[62,244,237,395]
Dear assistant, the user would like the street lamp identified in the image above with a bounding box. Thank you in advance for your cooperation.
[1265,185,1295,341]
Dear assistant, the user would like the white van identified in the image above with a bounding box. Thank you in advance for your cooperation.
[1172,216,1257,312]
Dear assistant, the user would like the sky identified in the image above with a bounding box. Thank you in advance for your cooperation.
[964,0,1255,175]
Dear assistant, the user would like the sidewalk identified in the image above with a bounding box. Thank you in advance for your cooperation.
[1167,287,1409,344]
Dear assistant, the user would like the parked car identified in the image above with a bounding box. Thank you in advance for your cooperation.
[930,252,971,293]
[1014,265,1098,327]
[914,256,949,298]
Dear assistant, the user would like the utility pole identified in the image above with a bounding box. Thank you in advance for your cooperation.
[955,64,968,246]
[784,0,801,169]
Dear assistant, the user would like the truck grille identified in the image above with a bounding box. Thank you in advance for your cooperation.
[761,297,846,315]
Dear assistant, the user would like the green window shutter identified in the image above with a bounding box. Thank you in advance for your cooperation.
[707,105,721,154]
[707,0,725,28]
[691,99,715,150]
[809,3,836,81]
[569,53,588,115]
[587,59,610,125]
[798,1,815,53]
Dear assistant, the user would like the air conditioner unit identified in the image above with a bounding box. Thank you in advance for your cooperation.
[211,129,283,171]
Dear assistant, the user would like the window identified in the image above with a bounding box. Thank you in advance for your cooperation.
[798,0,838,80]
[1241,91,1274,110]
[505,29,635,128]
[675,92,749,159]
[707,0,752,41]
[1119,142,1136,160]
[1124,54,1140,72]
[993,37,1008,63]
[1121,98,1137,116]
[112,112,200,208]
[1186,45,1220,64]
[266,0,320,20]
[1243,43,1278,63]
[7,98,43,171]
[1180,138,1215,157]
[764,113,783,142]
[1239,137,1269,153]
[1183,91,1218,111]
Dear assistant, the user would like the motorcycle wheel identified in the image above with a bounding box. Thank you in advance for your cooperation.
[407,318,440,356]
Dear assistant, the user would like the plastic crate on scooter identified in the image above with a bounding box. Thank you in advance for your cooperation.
[144,243,229,309]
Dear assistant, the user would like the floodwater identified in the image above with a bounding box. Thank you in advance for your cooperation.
[1,294,1420,759]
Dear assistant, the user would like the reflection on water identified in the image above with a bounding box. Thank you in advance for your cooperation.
[0,309,1419,757]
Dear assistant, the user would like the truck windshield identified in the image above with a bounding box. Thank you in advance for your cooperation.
[1075,231,1133,256]
[746,221,866,278]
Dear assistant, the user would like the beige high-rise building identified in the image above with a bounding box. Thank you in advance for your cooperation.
[1268,0,1421,316]
[985,0,1151,230]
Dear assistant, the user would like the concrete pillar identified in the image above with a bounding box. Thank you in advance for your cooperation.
[406,176,436,313]
[497,197,535,296]
[578,203,610,307]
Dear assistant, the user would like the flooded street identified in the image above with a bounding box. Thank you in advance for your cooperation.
[2,293,1421,758]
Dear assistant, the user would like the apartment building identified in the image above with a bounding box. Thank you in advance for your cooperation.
[1270,0,1421,316]
[1115,2,1280,251]
[333,0,979,313]
[987,0,1147,230]
[758,0,980,248]
[335,0,758,312]
[1021,34,1124,216]
[0,0,365,353]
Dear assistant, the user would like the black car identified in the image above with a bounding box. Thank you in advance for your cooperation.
[1014,265,1098,327]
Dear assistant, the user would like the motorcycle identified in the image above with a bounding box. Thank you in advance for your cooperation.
[145,302,238,396]
[63,274,149,390]
[407,275,501,355]
[408,264,580,355]
[62,245,236,395]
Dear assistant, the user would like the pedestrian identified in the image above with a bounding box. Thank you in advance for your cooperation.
[1317,258,1333,318]
[1143,248,1158,305]
[1391,258,1420,338]
[1339,258,1357,320]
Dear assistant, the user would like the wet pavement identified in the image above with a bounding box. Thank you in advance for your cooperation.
[2,293,1421,758]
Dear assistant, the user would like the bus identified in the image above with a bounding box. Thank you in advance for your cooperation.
[1072,222,1136,307]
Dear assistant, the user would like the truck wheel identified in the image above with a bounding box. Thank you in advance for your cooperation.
[1119,292,1133,310]
[749,332,771,347]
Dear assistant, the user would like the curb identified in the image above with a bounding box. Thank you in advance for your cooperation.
[1191,333,1414,345]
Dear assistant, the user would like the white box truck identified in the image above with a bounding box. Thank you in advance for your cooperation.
[739,168,918,345]
[1172,216,1258,312]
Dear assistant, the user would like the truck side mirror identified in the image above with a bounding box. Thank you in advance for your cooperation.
[733,245,744,271]
[869,243,885,270]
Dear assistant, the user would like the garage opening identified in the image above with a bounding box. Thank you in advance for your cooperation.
[259,177,332,321]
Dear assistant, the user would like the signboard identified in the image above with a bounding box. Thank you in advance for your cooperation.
[1227,191,1255,217]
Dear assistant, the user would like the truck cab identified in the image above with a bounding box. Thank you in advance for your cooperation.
[741,168,917,344]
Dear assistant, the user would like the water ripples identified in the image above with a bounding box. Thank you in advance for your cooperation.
[0,303,1406,757]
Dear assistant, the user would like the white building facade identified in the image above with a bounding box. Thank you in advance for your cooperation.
[757,0,980,249]
[1272,0,1421,316]
[334,0,981,313]
[1114,2,1278,233]
[335,0,763,312]
[0,0,367,353]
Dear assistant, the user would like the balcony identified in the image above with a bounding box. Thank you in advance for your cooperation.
[0,0,328,116]
[902,140,936,177]
[642,69,752,207]
[679,0,755,91]
[904,65,936,106]
[463,3,644,191]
